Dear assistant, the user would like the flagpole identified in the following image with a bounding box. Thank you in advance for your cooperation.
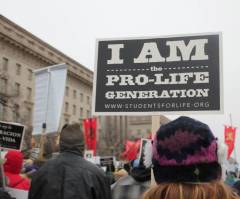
[230,114,238,163]
[38,69,51,160]
[0,145,6,189]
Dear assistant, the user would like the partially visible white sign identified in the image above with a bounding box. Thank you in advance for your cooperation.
[84,150,95,163]
[33,64,67,135]
[6,187,28,199]
[30,147,40,160]
[84,150,94,159]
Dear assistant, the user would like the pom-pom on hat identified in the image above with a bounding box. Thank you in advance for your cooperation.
[152,116,222,183]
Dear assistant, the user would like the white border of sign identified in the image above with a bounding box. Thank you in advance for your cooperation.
[32,63,67,134]
[0,121,25,151]
[84,150,94,159]
[92,32,223,116]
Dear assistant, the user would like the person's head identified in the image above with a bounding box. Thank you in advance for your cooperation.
[130,158,151,182]
[152,116,221,183]
[4,150,23,174]
[142,116,237,199]
[59,123,85,155]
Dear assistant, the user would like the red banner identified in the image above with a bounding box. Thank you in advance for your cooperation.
[83,118,97,155]
[224,125,236,159]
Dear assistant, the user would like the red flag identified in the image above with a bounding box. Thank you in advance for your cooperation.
[83,118,97,155]
[148,133,152,140]
[121,140,141,161]
[224,125,236,159]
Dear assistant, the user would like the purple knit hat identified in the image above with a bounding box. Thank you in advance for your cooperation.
[152,116,222,183]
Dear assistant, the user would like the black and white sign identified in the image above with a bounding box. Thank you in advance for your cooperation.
[100,156,114,167]
[93,33,223,115]
[0,121,25,150]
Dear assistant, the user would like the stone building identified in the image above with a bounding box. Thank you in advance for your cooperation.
[0,15,170,157]
[98,115,171,156]
[0,15,92,128]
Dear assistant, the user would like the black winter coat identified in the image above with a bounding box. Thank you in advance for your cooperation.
[28,152,112,199]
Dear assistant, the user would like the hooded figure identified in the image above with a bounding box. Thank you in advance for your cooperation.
[28,123,111,199]
[111,159,151,199]
[3,150,30,190]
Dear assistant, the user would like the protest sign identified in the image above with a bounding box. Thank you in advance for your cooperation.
[33,64,67,135]
[30,148,40,160]
[0,121,25,150]
[139,138,152,167]
[84,150,94,159]
[84,150,95,163]
[100,156,114,171]
[6,187,28,199]
[93,33,223,115]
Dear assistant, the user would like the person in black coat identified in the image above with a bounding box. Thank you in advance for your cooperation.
[28,123,112,199]
[111,159,151,199]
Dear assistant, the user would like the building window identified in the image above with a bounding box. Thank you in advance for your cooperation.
[73,105,76,115]
[26,107,32,122]
[66,86,69,96]
[27,87,32,100]
[14,82,20,96]
[0,104,8,121]
[87,96,90,105]
[80,93,83,102]
[73,90,77,99]
[80,107,83,118]
[0,103,3,120]
[13,104,19,122]
[65,102,69,112]
[87,110,90,118]
[2,57,8,72]
[0,78,7,93]
[65,118,69,124]
[28,69,33,81]
[16,63,21,75]
[137,129,141,135]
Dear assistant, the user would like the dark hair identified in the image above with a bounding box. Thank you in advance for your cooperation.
[123,162,131,173]
[233,180,240,196]
[61,123,69,131]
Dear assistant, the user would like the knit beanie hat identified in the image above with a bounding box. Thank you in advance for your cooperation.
[60,123,85,155]
[152,116,222,183]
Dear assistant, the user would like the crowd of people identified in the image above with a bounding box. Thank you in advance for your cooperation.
[1,116,240,199]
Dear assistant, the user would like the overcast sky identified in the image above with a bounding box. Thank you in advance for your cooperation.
[1,0,240,160]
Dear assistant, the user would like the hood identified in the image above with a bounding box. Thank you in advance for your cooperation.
[59,123,85,156]
[4,151,23,174]
[59,141,84,156]
[129,166,151,182]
